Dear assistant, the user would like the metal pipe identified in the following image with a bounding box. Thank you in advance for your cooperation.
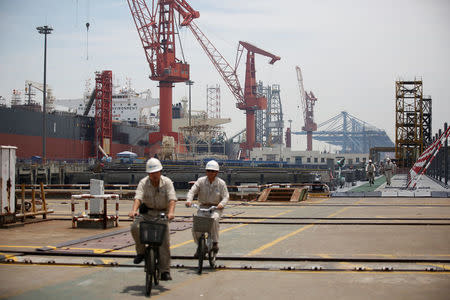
[186,80,194,127]
[36,25,53,163]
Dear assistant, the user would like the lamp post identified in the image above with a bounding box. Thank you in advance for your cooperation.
[185,80,194,127]
[36,25,53,163]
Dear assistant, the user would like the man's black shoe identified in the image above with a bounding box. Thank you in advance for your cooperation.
[133,254,145,264]
[161,272,172,281]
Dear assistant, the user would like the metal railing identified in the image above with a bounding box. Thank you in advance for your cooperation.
[426,122,449,187]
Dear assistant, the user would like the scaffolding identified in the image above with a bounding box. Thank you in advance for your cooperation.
[256,82,268,145]
[422,96,432,147]
[206,85,221,119]
[178,124,226,158]
[256,82,284,146]
[395,80,423,168]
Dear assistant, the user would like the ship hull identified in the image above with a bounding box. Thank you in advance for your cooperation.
[0,106,154,160]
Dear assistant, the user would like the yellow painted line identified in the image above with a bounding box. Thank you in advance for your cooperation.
[247,199,364,256]
[93,249,110,254]
[219,223,248,234]
[170,209,293,250]
[246,224,315,256]
[109,250,135,253]
[101,259,117,265]
[312,198,331,204]
[170,239,194,249]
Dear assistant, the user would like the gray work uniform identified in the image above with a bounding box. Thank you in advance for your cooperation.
[384,161,394,186]
[130,175,177,273]
[186,176,229,244]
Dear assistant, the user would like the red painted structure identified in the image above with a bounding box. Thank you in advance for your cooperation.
[285,127,291,148]
[188,20,280,157]
[296,66,317,151]
[237,41,280,153]
[94,70,113,158]
[127,0,199,145]
[0,133,151,160]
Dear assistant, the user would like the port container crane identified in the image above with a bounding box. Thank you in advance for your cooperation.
[296,66,317,151]
[127,0,199,145]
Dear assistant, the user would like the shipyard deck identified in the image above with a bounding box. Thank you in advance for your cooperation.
[1,194,450,299]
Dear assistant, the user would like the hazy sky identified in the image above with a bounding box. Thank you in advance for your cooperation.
[1,0,449,151]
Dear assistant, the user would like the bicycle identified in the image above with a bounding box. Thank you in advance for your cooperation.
[191,204,218,274]
[139,213,167,297]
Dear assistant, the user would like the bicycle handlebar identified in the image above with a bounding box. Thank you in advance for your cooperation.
[129,211,168,220]
[191,203,217,213]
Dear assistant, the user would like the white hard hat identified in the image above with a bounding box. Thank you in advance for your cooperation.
[205,160,220,171]
[146,158,163,173]
[368,159,372,163]
[386,157,390,161]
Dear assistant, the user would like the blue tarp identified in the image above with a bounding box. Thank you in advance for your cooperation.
[116,151,138,158]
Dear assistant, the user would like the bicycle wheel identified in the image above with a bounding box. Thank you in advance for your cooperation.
[154,248,160,286]
[198,236,206,274]
[208,248,216,268]
[145,248,153,296]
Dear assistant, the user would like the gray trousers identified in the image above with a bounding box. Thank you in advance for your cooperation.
[130,212,171,273]
[192,210,222,244]
[385,170,393,185]
[367,172,374,184]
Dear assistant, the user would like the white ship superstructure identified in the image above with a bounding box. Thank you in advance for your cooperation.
[55,82,159,126]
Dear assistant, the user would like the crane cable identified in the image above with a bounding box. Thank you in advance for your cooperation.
[85,0,90,60]
[86,22,90,60]
[174,20,186,63]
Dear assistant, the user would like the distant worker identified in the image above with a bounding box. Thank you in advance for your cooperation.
[384,157,394,186]
[128,158,176,281]
[365,159,376,186]
[185,160,229,256]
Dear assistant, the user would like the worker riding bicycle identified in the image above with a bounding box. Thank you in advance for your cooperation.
[366,159,376,186]
[129,158,177,281]
[185,160,229,256]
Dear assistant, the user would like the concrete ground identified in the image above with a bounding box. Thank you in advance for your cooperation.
[1,195,450,299]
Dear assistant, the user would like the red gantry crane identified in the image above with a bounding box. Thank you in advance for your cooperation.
[188,22,280,156]
[128,0,279,156]
[296,66,317,151]
[94,70,113,159]
[127,0,199,145]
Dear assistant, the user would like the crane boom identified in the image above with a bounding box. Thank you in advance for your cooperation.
[295,66,307,122]
[188,21,280,154]
[239,41,280,65]
[295,66,317,151]
[188,21,244,104]
[127,0,157,76]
